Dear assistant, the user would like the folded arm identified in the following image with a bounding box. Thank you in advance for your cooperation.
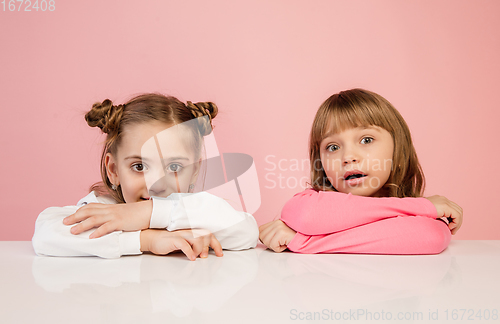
[287,216,451,255]
[32,206,141,259]
[150,192,259,250]
[280,189,437,235]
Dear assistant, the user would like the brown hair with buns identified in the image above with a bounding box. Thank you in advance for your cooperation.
[85,93,218,202]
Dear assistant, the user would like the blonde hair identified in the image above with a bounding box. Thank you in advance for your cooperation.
[309,88,425,198]
[85,93,218,203]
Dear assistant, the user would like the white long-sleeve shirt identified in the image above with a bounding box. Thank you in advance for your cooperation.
[32,191,259,258]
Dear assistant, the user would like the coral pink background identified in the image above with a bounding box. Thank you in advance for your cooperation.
[1,0,499,240]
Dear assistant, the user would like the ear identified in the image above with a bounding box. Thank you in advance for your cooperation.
[105,153,120,186]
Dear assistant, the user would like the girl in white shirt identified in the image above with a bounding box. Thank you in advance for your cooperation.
[32,94,259,259]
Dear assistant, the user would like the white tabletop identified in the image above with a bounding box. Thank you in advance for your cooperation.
[1,241,499,324]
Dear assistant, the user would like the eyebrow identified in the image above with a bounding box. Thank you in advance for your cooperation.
[124,155,147,162]
[124,155,190,163]
[322,126,381,139]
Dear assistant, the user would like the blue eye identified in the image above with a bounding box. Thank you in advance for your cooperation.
[131,163,147,172]
[361,137,373,144]
[167,163,183,173]
[326,144,340,152]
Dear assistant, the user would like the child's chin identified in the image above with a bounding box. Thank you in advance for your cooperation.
[341,187,374,197]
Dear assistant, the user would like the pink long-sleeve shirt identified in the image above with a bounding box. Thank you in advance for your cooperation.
[280,189,451,255]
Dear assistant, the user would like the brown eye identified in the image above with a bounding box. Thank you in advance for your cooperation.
[131,163,147,172]
[326,144,340,152]
[361,137,373,144]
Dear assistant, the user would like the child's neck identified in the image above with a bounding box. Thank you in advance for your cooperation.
[371,187,391,198]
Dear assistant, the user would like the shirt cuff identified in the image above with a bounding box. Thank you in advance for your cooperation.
[150,197,175,229]
[119,231,142,255]
[286,232,304,253]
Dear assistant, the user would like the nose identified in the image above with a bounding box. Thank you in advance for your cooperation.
[147,166,171,197]
[342,145,360,165]
[148,175,168,197]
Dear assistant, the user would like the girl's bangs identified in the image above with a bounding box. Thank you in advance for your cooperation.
[322,104,380,139]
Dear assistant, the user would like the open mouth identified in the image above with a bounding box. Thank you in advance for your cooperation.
[344,170,367,181]
[140,197,150,200]
[345,174,367,181]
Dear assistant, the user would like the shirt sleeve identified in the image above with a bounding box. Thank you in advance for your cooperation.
[280,189,438,235]
[286,216,451,255]
[150,192,259,250]
[32,196,142,259]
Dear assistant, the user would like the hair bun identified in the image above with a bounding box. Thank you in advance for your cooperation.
[85,99,125,134]
[186,101,218,136]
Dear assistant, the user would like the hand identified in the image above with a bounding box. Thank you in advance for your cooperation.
[140,229,224,261]
[259,220,297,252]
[425,195,463,235]
[63,201,153,238]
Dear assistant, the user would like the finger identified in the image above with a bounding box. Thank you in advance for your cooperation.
[70,217,98,234]
[277,228,293,252]
[450,213,462,235]
[451,204,463,233]
[258,231,268,246]
[446,204,463,230]
[89,222,118,239]
[258,220,279,236]
[451,225,461,235]
[448,220,456,232]
[446,216,460,235]
[70,215,109,235]
[452,217,462,234]
[448,200,462,213]
[259,222,278,246]
[173,239,196,261]
[210,235,224,257]
[444,199,462,216]
[64,204,105,225]
[199,234,212,258]
[200,246,209,258]
[258,222,271,233]
[269,232,286,253]
[276,245,288,253]
[442,205,457,221]
[258,230,268,245]
[269,231,281,252]
[278,233,291,248]
[449,201,462,217]
[450,221,459,235]
[272,237,288,252]
[190,237,205,258]
[259,229,275,249]
[63,212,78,225]
[64,208,91,225]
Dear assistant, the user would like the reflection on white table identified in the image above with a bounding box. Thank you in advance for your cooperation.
[0,241,499,324]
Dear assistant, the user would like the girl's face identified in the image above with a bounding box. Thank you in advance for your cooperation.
[105,121,200,203]
[320,125,394,197]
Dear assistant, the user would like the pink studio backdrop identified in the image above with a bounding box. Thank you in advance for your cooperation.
[1,0,499,240]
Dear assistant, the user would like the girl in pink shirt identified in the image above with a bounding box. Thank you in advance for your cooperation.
[259,88,463,254]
